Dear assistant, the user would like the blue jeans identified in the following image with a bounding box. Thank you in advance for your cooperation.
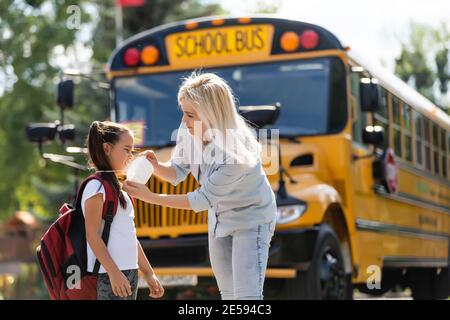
[208,220,276,300]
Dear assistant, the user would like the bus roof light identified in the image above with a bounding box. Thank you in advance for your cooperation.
[141,45,160,65]
[280,32,300,52]
[123,47,140,67]
[238,17,252,24]
[301,30,319,49]
[212,19,225,26]
[185,21,199,30]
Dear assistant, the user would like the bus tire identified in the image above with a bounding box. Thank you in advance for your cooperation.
[285,224,351,299]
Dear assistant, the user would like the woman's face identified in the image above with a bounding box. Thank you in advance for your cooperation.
[103,131,134,172]
[179,98,207,139]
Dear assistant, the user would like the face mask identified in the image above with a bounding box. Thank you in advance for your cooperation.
[126,156,153,184]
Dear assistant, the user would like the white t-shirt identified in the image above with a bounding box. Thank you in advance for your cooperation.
[81,180,138,274]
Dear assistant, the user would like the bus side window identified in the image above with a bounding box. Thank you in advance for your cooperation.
[350,71,368,145]
[432,123,440,176]
[440,128,447,178]
[448,131,450,179]
[392,96,402,158]
[423,119,432,172]
[374,87,389,150]
[413,110,423,167]
[403,103,413,162]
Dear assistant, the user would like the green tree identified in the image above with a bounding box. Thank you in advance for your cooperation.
[254,0,281,14]
[0,0,226,220]
[0,0,94,219]
[395,22,450,111]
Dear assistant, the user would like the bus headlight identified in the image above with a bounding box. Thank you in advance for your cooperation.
[276,205,307,224]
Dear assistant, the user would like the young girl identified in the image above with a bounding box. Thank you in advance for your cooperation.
[123,73,277,300]
[84,121,164,300]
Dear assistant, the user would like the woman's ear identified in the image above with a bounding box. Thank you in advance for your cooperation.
[103,142,111,156]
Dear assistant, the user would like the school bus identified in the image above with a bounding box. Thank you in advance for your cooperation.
[105,16,450,299]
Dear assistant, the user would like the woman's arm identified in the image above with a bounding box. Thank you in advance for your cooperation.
[146,192,192,210]
[84,194,132,297]
[153,161,177,182]
[123,181,192,210]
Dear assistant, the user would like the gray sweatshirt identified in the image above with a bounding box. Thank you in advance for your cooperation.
[168,143,277,238]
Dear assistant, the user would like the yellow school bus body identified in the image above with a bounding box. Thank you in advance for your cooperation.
[107,16,450,298]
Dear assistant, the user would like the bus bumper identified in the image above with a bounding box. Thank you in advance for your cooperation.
[138,226,318,278]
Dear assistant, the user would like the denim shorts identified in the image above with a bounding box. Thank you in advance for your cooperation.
[96,269,138,300]
[208,220,276,300]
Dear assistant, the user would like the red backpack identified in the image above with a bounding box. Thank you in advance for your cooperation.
[36,173,121,300]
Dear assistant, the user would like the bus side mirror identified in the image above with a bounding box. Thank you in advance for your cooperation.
[57,79,74,109]
[359,78,380,112]
[362,125,384,146]
[26,123,58,143]
[238,103,281,128]
[58,124,76,143]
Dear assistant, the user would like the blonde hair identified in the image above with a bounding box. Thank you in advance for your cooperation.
[177,72,261,167]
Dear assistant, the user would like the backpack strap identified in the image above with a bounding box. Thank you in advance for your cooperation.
[127,194,135,206]
[74,173,119,276]
[74,174,99,211]
[92,175,119,276]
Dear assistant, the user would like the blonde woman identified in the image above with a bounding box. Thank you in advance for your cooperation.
[123,72,277,300]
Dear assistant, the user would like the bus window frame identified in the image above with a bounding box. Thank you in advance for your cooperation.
[402,102,413,162]
[447,130,450,179]
[390,94,403,158]
[350,69,370,148]
[440,127,447,178]
[413,110,425,169]
[373,86,389,151]
[423,118,432,172]
[432,122,440,176]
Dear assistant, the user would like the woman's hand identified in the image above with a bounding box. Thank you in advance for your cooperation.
[139,150,159,168]
[109,269,132,298]
[123,180,152,201]
[138,150,178,183]
[143,273,164,299]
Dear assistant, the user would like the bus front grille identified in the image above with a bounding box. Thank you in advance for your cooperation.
[133,174,207,230]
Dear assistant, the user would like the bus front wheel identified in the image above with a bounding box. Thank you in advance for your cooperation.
[285,224,351,300]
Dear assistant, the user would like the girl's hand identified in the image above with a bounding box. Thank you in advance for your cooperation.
[109,269,132,298]
[139,150,159,168]
[123,181,151,201]
[144,273,164,299]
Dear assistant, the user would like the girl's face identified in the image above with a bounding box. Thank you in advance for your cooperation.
[103,131,134,172]
[180,98,207,139]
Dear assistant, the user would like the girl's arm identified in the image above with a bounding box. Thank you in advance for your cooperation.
[137,241,154,276]
[137,242,164,298]
[84,194,132,298]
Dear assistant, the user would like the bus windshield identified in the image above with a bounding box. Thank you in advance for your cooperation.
[114,57,347,147]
